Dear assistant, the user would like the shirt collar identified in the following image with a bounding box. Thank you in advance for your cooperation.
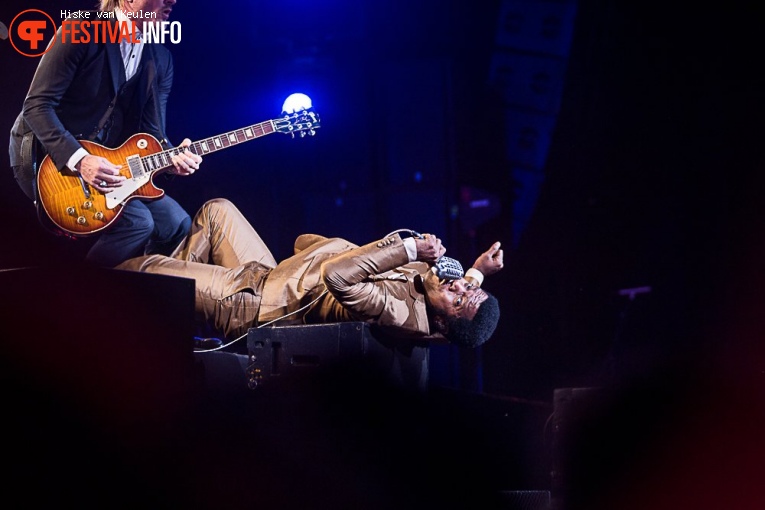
[115,8,142,38]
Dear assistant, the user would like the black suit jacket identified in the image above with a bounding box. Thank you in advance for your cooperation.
[9,19,173,172]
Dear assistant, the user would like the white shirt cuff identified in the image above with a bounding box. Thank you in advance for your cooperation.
[67,148,89,172]
[465,267,484,286]
[403,237,417,262]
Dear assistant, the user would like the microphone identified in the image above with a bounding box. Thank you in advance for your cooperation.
[410,230,465,281]
[433,256,464,281]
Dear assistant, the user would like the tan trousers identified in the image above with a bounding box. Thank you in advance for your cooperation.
[116,198,277,338]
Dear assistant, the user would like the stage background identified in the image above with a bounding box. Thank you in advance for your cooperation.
[1,2,764,485]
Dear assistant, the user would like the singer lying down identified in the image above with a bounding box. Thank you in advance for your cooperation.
[116,199,503,347]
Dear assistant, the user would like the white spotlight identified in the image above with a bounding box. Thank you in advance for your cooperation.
[282,93,313,114]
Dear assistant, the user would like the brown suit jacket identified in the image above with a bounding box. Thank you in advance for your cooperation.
[259,233,439,339]
[117,228,439,340]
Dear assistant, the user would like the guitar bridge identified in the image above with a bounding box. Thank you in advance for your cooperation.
[105,155,151,210]
[126,154,145,178]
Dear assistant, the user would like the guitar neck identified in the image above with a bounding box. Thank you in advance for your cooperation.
[141,120,277,172]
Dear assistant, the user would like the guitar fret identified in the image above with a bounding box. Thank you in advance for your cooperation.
[39,110,320,237]
[138,111,316,173]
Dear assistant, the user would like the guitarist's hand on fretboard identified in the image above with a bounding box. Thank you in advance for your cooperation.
[76,154,125,192]
[37,108,319,236]
[168,138,202,176]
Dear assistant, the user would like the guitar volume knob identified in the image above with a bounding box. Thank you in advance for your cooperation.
[94,212,104,221]
[76,216,87,225]
[66,206,76,216]
[82,201,93,209]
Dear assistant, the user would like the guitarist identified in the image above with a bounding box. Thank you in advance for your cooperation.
[9,0,201,267]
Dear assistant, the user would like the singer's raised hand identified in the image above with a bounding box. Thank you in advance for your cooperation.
[472,241,504,276]
[414,234,446,264]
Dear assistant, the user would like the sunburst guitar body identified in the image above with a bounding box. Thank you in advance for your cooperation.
[38,134,165,236]
[36,109,320,236]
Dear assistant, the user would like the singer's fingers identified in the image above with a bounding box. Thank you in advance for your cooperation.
[486,241,501,254]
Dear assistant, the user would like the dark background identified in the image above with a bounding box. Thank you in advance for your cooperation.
[2,1,764,507]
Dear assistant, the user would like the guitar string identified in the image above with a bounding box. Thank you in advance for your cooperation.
[137,123,278,168]
[137,111,316,165]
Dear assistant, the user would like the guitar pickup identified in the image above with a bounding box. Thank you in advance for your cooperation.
[126,155,145,179]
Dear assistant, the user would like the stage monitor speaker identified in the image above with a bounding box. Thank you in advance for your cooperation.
[246,322,429,391]
[0,266,197,421]
[193,351,250,394]
[0,265,197,500]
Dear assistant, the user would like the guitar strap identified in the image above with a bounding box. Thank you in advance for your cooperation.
[18,84,119,237]
[18,90,116,194]
[88,91,120,142]
[26,94,121,240]
[19,130,39,202]
[19,131,77,239]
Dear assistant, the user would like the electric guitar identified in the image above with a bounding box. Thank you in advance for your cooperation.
[36,108,320,236]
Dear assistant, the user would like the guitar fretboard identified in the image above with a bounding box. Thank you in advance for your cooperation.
[139,120,276,172]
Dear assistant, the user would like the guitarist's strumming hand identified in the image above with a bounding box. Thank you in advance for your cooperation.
[169,138,203,176]
[76,155,125,193]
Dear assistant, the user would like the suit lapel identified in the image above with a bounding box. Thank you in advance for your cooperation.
[137,44,155,109]
[105,38,125,95]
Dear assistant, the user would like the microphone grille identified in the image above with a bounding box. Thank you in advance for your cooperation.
[434,256,464,281]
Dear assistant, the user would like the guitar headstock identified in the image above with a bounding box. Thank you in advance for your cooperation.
[274,108,321,138]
